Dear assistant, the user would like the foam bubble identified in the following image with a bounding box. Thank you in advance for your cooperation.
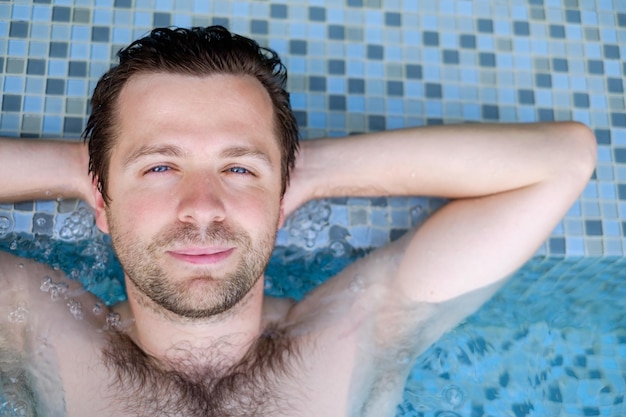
[66,299,83,320]
[8,303,28,324]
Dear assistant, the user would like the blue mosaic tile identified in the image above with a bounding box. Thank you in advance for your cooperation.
[114,0,131,8]
[513,21,530,36]
[52,6,71,22]
[1,95,21,112]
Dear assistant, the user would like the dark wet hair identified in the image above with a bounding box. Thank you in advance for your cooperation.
[83,26,299,202]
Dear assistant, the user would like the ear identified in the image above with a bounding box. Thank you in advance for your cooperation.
[92,177,110,234]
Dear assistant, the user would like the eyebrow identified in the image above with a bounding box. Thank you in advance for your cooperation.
[122,144,185,168]
[122,144,273,168]
[220,146,273,167]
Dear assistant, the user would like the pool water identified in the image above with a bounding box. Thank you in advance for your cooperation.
[1,233,625,416]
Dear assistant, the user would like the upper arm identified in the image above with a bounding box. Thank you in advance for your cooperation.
[287,123,595,354]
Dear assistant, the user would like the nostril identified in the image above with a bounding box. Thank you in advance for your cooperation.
[177,185,226,224]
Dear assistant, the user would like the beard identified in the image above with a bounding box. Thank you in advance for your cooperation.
[107,215,278,320]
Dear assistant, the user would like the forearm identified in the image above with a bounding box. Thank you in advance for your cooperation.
[0,137,91,204]
[296,122,596,201]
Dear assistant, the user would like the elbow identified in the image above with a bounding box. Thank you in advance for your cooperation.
[559,121,597,181]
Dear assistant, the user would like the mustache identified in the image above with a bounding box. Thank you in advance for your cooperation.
[152,222,247,248]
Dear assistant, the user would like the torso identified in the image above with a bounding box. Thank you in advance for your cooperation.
[0,251,417,417]
[2,304,406,417]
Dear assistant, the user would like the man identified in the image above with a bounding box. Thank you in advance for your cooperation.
[0,26,596,416]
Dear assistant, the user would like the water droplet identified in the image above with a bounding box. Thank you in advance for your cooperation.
[348,274,365,293]
[395,349,412,365]
[92,302,103,315]
[41,276,69,301]
[59,226,73,240]
[49,282,69,301]
[442,385,464,408]
[9,241,18,250]
[329,241,346,257]
[67,299,84,320]
[410,205,423,217]
[40,276,52,292]
[0,216,11,233]
[8,303,28,323]
[105,312,121,330]
[59,207,95,240]
[18,263,23,269]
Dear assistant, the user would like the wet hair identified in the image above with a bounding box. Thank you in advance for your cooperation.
[83,26,300,202]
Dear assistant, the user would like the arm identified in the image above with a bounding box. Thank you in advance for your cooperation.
[0,137,93,206]
[287,121,595,311]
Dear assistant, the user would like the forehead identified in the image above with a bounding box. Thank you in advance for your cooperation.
[114,73,277,152]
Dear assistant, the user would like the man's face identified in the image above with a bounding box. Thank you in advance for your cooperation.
[94,73,284,319]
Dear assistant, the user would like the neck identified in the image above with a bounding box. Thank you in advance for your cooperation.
[116,277,266,371]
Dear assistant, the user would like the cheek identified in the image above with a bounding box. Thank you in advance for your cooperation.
[108,192,169,231]
[229,193,281,228]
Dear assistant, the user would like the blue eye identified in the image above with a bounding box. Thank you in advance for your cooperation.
[229,167,249,174]
[149,165,170,173]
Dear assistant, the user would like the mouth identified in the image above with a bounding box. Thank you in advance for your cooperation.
[167,247,235,265]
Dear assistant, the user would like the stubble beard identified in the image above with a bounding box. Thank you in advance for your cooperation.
[108,214,277,320]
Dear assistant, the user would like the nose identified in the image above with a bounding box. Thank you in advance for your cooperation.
[176,175,226,226]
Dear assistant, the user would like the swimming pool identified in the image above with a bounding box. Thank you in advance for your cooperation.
[1,200,625,416]
[2,0,625,414]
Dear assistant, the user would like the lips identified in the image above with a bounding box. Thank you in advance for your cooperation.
[167,247,235,265]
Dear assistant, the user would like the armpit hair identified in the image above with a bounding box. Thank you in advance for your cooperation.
[101,324,304,417]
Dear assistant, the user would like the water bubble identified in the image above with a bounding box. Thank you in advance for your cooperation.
[41,276,69,301]
[409,205,424,224]
[18,263,23,269]
[105,312,121,330]
[2,398,32,417]
[285,200,332,248]
[329,241,346,257]
[59,207,95,241]
[0,216,11,237]
[8,303,28,323]
[395,349,412,365]
[348,275,365,293]
[59,227,73,240]
[9,241,18,250]
[92,302,103,316]
[49,282,69,301]
[40,276,53,292]
[67,299,83,320]
[35,217,46,227]
[442,385,464,408]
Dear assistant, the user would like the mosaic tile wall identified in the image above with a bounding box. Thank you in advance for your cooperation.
[0,0,625,258]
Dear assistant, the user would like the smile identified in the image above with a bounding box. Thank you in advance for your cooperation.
[167,247,235,265]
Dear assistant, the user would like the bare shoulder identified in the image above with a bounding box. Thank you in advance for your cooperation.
[0,249,109,345]
[0,250,115,415]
